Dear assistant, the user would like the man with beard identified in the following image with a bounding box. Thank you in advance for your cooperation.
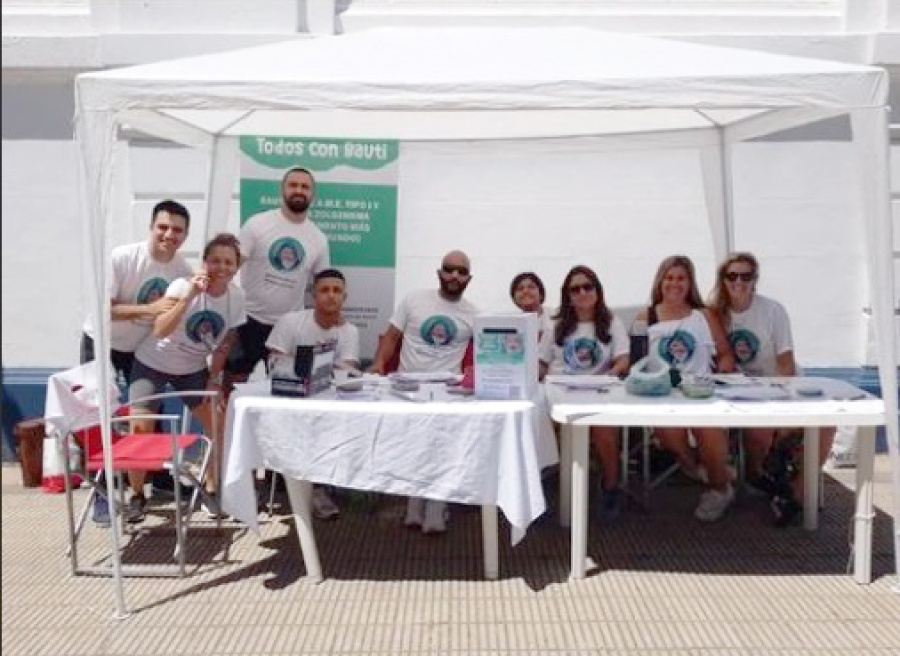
[369,250,480,534]
[226,167,330,384]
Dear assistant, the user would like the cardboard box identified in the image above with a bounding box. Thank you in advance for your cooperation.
[473,313,538,400]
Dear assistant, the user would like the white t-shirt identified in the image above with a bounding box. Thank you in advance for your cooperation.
[266,309,360,369]
[135,279,247,375]
[648,309,716,375]
[391,289,480,374]
[728,294,793,377]
[82,242,193,352]
[539,316,629,375]
[238,208,330,325]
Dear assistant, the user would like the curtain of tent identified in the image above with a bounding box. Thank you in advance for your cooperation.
[851,108,900,586]
[73,105,129,618]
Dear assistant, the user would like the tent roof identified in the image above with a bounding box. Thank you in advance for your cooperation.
[76,27,888,141]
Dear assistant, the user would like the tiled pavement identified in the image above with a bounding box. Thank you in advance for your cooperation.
[2,458,899,656]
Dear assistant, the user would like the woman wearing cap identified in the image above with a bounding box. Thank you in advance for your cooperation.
[635,255,735,522]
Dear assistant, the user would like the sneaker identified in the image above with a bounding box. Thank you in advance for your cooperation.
[692,464,738,485]
[311,487,340,520]
[125,495,146,524]
[771,495,802,528]
[600,488,624,523]
[421,500,448,535]
[92,495,111,528]
[404,496,425,529]
[694,485,735,522]
[825,450,857,470]
[745,474,778,499]
[202,496,226,520]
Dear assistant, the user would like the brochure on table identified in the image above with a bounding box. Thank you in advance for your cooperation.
[474,313,538,400]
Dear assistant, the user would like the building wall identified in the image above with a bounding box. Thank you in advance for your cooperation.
[2,0,899,370]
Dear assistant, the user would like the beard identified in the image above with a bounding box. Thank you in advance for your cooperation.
[284,193,311,214]
[439,277,468,300]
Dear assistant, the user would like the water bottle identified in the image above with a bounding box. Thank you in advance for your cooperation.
[629,318,649,366]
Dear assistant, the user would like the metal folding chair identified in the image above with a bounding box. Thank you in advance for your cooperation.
[62,390,219,578]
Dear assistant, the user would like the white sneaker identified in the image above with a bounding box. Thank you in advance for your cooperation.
[693,464,737,485]
[694,485,735,522]
[825,451,857,470]
[421,500,448,535]
[404,496,425,528]
[311,487,340,520]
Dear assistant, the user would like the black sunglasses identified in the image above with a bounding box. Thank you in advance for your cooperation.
[441,264,470,276]
[724,272,756,282]
[568,282,596,295]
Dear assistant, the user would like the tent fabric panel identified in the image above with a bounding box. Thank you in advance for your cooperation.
[850,108,900,584]
[75,28,888,115]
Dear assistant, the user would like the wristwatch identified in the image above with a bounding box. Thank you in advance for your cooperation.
[209,371,225,386]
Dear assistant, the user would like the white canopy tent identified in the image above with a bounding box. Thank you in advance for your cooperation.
[74,27,898,615]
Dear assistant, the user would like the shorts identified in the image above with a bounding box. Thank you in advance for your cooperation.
[80,333,135,386]
[128,359,209,411]
[225,315,274,377]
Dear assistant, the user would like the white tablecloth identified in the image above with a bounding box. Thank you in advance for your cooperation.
[546,375,887,582]
[221,381,547,545]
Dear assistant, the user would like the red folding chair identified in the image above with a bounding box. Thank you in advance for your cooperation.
[63,390,219,578]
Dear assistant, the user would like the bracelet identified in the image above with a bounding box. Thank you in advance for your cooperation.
[209,371,225,386]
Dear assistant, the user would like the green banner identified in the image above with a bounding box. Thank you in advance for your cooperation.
[240,135,400,360]
[240,179,396,267]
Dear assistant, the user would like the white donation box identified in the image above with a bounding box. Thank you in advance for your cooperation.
[474,313,539,400]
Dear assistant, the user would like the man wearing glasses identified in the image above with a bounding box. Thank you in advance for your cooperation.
[369,250,480,534]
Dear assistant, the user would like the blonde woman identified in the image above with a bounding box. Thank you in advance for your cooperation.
[710,252,833,526]
[635,255,736,522]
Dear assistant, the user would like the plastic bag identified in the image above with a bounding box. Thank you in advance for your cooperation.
[625,355,673,397]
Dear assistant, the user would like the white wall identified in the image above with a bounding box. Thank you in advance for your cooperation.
[0,138,871,368]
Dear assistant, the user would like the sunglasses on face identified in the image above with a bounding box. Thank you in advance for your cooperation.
[724,272,756,282]
[441,264,470,276]
[568,282,596,295]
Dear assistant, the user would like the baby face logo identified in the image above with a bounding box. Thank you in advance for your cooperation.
[186,310,225,350]
[658,330,696,366]
[563,337,601,372]
[421,316,457,347]
[729,328,760,365]
[136,277,169,305]
[268,237,305,272]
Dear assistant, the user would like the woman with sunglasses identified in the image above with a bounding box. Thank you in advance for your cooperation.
[539,265,630,520]
[710,252,833,526]
[509,271,554,342]
[636,255,736,522]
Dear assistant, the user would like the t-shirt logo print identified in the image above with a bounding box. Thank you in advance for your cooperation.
[564,337,601,372]
[729,328,761,365]
[658,330,697,366]
[186,310,225,350]
[136,277,169,304]
[268,237,306,272]
[421,316,457,346]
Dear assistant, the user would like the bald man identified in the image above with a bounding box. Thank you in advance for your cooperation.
[369,250,480,534]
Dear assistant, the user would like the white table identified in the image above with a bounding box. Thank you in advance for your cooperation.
[546,376,886,583]
[221,380,546,582]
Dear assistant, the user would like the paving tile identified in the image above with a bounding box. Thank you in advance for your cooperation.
[3,461,900,655]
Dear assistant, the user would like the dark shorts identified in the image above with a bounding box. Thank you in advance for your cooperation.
[80,333,135,387]
[128,360,209,411]
[225,315,274,377]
